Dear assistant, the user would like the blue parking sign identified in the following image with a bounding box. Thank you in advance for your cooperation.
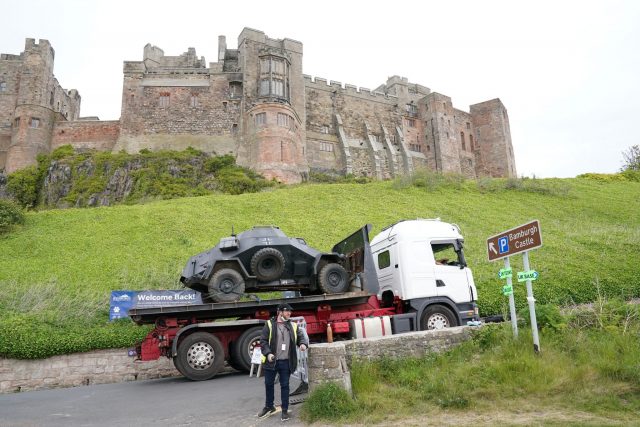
[498,236,509,254]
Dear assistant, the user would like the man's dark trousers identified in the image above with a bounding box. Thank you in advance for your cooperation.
[265,360,291,411]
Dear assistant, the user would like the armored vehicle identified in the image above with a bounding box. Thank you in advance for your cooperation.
[180,226,351,302]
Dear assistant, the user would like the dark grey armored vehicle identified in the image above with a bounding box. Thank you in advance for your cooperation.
[180,226,351,302]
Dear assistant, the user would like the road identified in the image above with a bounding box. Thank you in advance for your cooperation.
[0,371,307,427]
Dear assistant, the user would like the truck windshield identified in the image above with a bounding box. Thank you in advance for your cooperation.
[432,241,467,267]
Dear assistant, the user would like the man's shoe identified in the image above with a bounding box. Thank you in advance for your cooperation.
[257,407,277,418]
[281,410,290,421]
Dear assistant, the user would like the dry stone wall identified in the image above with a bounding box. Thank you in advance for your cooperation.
[307,326,476,395]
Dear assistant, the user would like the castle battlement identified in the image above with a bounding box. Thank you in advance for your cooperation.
[303,75,398,101]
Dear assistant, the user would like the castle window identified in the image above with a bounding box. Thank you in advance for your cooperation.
[190,94,199,107]
[0,82,6,92]
[50,92,54,106]
[461,132,466,151]
[321,125,329,134]
[466,122,471,130]
[255,112,266,126]
[231,124,238,134]
[259,56,290,101]
[29,118,40,128]
[470,134,474,150]
[277,113,289,127]
[405,118,415,128]
[159,93,170,107]
[319,142,334,152]
[426,144,431,152]
[409,144,421,152]
[229,82,242,98]
[405,103,417,117]
[14,117,20,127]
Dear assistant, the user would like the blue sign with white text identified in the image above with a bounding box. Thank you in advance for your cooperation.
[498,236,509,254]
[109,290,203,321]
[110,291,136,321]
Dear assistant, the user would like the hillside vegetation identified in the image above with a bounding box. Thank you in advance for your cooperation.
[0,176,639,358]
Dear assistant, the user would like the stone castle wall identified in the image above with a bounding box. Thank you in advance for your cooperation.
[0,30,517,182]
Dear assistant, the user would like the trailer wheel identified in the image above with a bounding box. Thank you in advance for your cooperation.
[231,326,263,372]
[208,268,245,302]
[175,332,225,381]
[250,248,285,282]
[318,263,349,294]
[421,305,458,330]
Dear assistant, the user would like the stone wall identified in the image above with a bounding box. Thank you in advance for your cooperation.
[0,349,178,394]
[51,120,120,151]
[307,326,475,395]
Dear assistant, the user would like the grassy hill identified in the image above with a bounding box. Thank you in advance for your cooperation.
[1,177,639,358]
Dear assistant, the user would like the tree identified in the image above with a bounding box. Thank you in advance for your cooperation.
[621,145,640,171]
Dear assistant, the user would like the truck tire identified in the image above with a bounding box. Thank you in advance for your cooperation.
[421,305,458,330]
[208,268,245,302]
[250,248,285,282]
[175,332,225,381]
[231,326,263,372]
[318,263,349,294]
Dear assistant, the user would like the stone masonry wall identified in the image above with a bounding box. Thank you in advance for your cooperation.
[0,349,178,394]
[51,120,120,152]
[307,326,475,395]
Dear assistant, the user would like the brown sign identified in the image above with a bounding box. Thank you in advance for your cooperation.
[487,220,542,262]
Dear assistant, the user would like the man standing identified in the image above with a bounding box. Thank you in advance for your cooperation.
[257,303,309,421]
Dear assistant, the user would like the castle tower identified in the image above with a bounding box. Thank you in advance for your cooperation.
[470,99,517,177]
[236,28,308,183]
[2,39,80,174]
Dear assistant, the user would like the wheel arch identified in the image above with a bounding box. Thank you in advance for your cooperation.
[409,297,462,330]
[171,319,265,358]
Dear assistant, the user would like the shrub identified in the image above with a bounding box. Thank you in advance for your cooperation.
[7,166,41,208]
[50,144,75,160]
[0,199,25,233]
[520,303,566,331]
[204,154,236,173]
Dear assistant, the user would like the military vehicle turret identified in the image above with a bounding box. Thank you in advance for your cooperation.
[179,226,351,302]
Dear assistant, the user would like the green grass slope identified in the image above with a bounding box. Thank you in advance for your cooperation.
[1,178,639,358]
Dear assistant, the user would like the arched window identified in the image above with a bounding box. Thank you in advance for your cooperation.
[469,134,474,150]
[460,132,466,151]
[0,82,6,92]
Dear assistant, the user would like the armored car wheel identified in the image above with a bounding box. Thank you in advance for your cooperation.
[421,305,458,330]
[318,263,349,294]
[231,326,263,372]
[250,248,286,282]
[208,268,245,302]
[175,332,225,381]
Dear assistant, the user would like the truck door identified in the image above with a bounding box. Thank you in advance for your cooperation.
[432,240,472,303]
[374,244,397,296]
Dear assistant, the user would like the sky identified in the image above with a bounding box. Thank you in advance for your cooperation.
[2,0,639,178]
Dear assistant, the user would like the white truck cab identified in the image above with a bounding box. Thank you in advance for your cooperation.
[370,219,478,329]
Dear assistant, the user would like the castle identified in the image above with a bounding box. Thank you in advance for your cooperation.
[0,28,517,183]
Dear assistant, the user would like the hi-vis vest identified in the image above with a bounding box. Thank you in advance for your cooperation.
[261,319,298,364]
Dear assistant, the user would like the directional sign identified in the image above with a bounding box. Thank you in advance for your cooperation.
[517,270,539,282]
[498,268,513,279]
[502,284,513,295]
[487,220,542,262]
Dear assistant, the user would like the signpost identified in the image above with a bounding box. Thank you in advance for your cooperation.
[487,220,543,352]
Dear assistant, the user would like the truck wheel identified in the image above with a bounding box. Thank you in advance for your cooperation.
[175,332,225,381]
[208,268,245,302]
[250,248,285,282]
[231,326,263,372]
[318,263,349,294]
[421,305,458,330]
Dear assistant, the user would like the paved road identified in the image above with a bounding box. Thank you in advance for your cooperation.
[0,371,307,427]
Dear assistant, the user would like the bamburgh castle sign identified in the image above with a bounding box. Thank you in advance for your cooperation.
[0,28,517,183]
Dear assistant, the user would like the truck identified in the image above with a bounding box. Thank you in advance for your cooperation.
[129,219,479,381]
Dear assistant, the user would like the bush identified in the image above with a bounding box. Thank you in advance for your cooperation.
[0,199,25,233]
[302,382,357,422]
[204,154,236,173]
[520,303,566,331]
[50,144,75,160]
[6,166,41,208]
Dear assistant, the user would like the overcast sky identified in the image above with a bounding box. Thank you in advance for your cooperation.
[3,0,639,178]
